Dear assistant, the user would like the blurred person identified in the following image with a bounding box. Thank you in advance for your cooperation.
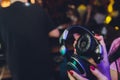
[57,5,81,31]
[77,4,87,25]
[0,0,60,80]
[108,37,120,80]
[76,1,108,35]
[67,34,111,80]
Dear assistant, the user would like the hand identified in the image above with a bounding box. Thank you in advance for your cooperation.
[48,28,60,38]
[67,66,108,80]
[72,34,111,80]
[94,34,111,80]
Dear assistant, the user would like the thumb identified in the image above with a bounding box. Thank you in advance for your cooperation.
[90,66,108,80]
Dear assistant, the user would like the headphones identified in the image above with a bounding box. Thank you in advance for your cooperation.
[59,25,103,79]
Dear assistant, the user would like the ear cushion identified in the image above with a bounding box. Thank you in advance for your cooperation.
[75,33,92,54]
[75,33,99,55]
[75,33,103,63]
[67,55,97,80]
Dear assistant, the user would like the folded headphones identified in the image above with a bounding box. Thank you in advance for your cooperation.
[59,25,103,79]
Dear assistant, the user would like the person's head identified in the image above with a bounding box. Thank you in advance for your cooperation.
[66,6,81,24]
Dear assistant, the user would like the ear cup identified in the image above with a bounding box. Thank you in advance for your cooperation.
[67,56,86,76]
[67,55,97,80]
[75,33,103,63]
[75,33,92,54]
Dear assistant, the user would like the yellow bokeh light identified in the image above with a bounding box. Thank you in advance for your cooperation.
[0,0,11,8]
[114,26,119,31]
[31,0,35,4]
[77,4,87,12]
[110,11,119,17]
[108,5,113,13]
[104,15,112,24]
[107,0,114,13]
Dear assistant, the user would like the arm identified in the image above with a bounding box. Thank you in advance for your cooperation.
[94,35,111,80]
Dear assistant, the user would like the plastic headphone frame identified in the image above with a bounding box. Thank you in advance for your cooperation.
[59,25,103,63]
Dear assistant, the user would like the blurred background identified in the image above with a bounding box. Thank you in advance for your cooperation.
[0,0,120,80]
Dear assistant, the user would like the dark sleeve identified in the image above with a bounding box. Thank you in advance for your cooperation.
[45,14,56,32]
[0,9,2,33]
[0,11,3,39]
[0,9,6,64]
[0,10,4,41]
[39,6,56,33]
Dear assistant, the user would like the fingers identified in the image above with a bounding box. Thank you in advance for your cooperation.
[67,70,88,80]
[67,66,108,80]
[67,71,76,80]
[94,34,106,46]
[94,34,103,41]
[90,66,108,80]
[94,35,111,80]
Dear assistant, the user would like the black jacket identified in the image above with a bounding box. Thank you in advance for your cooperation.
[0,2,55,80]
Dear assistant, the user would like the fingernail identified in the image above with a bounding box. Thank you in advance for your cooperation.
[69,70,73,75]
[90,65,95,70]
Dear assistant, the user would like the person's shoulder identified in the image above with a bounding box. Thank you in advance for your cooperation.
[31,3,44,10]
[9,1,23,7]
[10,1,37,8]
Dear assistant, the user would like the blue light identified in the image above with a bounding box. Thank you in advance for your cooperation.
[59,45,66,55]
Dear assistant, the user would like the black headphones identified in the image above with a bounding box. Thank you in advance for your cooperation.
[59,25,103,79]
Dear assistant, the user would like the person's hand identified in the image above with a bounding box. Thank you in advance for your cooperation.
[72,34,111,80]
[67,66,108,80]
[94,34,111,80]
[49,28,60,38]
